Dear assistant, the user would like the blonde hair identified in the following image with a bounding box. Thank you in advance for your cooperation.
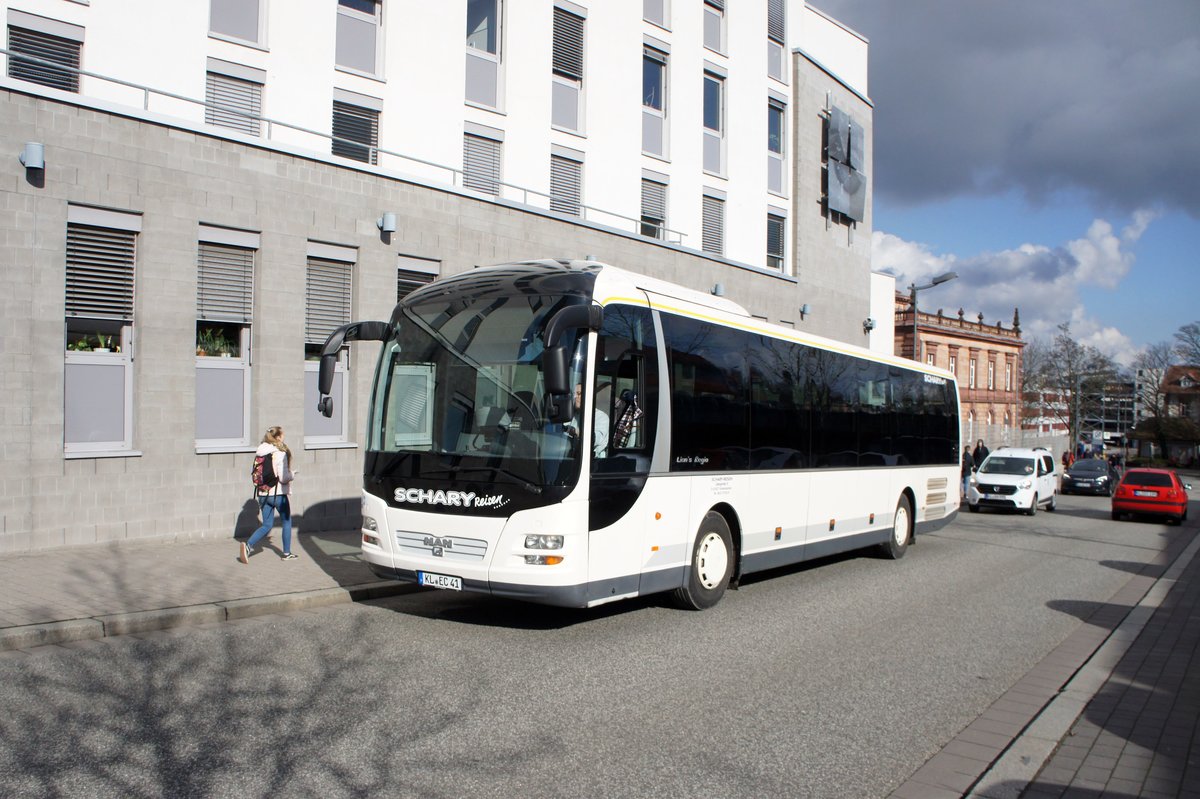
[262,426,292,460]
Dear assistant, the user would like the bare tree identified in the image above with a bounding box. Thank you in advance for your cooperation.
[1132,341,1178,457]
[1174,321,1200,365]
[1019,336,1053,430]
[1039,323,1117,451]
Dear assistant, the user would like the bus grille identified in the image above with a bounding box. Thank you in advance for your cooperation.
[396,532,488,561]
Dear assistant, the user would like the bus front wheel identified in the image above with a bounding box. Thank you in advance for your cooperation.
[673,512,734,610]
[879,495,912,560]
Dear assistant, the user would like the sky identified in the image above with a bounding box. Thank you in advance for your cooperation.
[813,0,1200,366]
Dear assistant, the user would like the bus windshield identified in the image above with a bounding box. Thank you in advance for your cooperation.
[366,292,589,488]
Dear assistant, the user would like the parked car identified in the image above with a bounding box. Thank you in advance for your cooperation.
[967,446,1058,515]
[1111,468,1192,524]
[1061,458,1119,496]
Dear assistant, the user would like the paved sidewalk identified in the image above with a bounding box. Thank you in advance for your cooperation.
[0,528,410,651]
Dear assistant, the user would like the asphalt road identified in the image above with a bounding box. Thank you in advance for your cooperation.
[0,493,1189,798]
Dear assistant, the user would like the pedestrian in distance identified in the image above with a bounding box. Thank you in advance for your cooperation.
[972,439,989,471]
[961,445,973,498]
[240,425,298,564]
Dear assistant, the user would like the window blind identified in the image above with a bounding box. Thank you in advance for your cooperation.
[701,195,724,255]
[397,269,434,303]
[305,258,353,345]
[767,0,785,44]
[65,224,136,320]
[549,155,582,216]
[640,179,667,237]
[767,214,785,269]
[332,101,379,165]
[205,72,262,135]
[197,242,254,322]
[7,26,81,92]
[552,8,584,81]
[463,133,501,195]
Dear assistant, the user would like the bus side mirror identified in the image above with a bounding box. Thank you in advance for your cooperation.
[542,304,603,396]
[317,320,391,417]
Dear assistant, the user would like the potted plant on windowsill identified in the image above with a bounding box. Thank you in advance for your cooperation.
[196,328,235,358]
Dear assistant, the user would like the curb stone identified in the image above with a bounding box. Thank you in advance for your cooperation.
[0,580,410,652]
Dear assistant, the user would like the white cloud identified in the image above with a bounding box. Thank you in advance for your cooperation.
[872,213,1155,367]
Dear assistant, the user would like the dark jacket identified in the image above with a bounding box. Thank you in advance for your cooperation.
[972,445,989,469]
[961,451,973,477]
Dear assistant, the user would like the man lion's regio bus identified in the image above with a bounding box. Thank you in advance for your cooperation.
[316,260,960,610]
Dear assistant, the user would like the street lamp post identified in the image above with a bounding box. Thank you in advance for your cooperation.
[908,271,959,362]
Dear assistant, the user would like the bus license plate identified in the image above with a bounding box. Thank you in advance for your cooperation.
[419,571,462,591]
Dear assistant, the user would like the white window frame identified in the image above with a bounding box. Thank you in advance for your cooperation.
[195,225,258,452]
[768,95,786,196]
[304,242,356,448]
[331,92,382,165]
[969,358,977,389]
[1005,362,1013,392]
[949,354,957,377]
[642,42,668,157]
[335,0,383,78]
[205,58,265,136]
[702,68,725,176]
[767,0,786,82]
[6,11,84,93]
[63,206,142,458]
[208,0,266,48]
[701,190,725,256]
[703,0,725,54]
[640,172,668,240]
[551,3,586,134]
[465,0,503,110]
[549,147,584,217]
[766,212,785,271]
[463,124,504,196]
[643,0,669,28]
[987,360,995,390]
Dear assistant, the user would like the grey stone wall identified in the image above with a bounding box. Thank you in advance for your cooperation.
[0,86,869,552]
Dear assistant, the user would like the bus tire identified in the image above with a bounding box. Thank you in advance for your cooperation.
[879,495,912,560]
[673,512,733,610]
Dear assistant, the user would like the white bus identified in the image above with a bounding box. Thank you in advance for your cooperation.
[317,260,960,609]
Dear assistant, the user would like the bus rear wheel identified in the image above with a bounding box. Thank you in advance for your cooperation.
[879,495,912,559]
[673,511,733,610]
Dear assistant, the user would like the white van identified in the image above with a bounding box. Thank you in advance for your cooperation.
[967,447,1058,515]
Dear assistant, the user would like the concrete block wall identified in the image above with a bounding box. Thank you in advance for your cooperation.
[0,85,870,553]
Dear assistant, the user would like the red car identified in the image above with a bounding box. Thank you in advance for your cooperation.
[1111,468,1192,524]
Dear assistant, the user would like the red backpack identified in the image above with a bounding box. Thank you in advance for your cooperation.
[250,451,279,496]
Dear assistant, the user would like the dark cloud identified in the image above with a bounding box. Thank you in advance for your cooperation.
[814,1,1200,216]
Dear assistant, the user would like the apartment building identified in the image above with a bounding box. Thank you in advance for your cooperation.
[1,1,874,551]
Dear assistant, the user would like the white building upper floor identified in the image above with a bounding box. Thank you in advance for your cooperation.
[3,0,868,276]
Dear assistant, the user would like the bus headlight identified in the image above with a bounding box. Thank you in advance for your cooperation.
[525,534,564,550]
[362,516,380,546]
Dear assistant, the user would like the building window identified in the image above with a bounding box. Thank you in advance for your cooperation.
[1005,362,1013,392]
[551,5,585,132]
[209,0,263,46]
[465,0,501,108]
[644,0,667,27]
[766,213,785,271]
[927,353,936,367]
[987,360,995,390]
[702,71,724,174]
[64,207,141,455]
[701,193,724,256]
[305,246,355,445]
[703,0,724,53]
[949,354,957,377]
[463,131,502,195]
[205,60,264,136]
[768,97,785,194]
[196,227,257,449]
[641,176,668,239]
[332,100,380,165]
[642,46,667,157]
[397,256,439,303]
[336,0,382,77]
[767,0,785,80]
[7,16,83,93]
[549,151,583,217]
[969,358,977,389]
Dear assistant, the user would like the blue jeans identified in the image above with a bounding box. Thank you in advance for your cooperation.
[248,494,292,554]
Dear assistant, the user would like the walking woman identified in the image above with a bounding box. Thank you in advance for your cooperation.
[240,426,298,563]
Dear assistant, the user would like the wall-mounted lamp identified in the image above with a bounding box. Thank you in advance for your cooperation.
[799,303,811,320]
[19,142,44,170]
[863,317,876,334]
[711,283,725,297]
[377,212,397,233]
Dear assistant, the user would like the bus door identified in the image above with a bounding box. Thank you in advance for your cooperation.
[586,302,660,599]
